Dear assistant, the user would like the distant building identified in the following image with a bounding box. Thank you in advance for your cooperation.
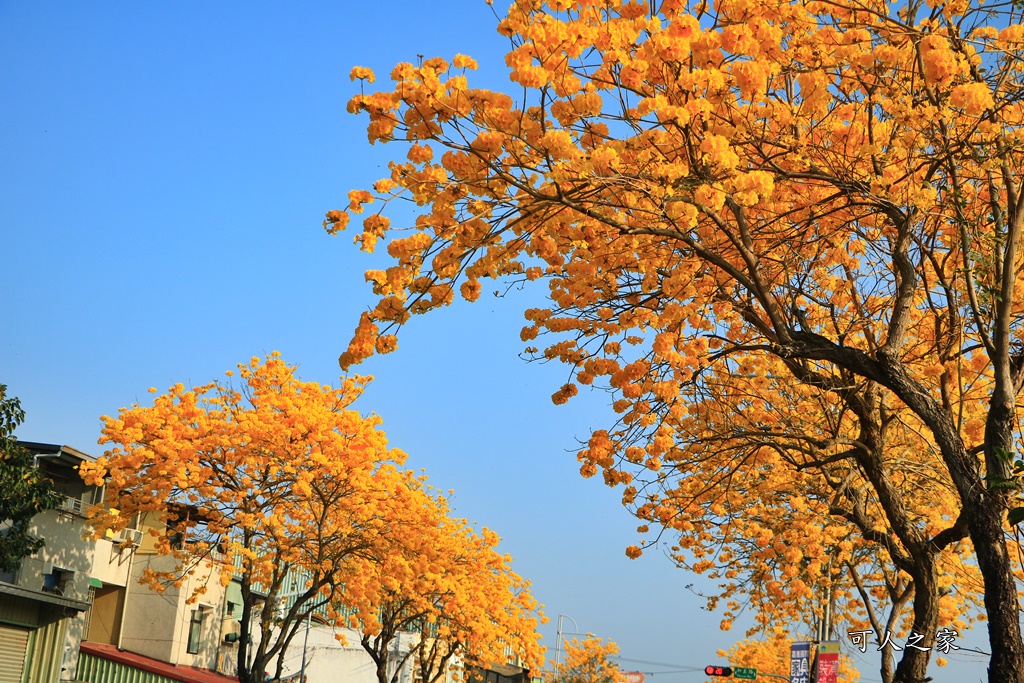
[467,662,532,683]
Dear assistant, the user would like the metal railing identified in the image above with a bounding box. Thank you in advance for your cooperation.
[57,495,87,516]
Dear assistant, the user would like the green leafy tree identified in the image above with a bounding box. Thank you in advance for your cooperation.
[0,384,61,573]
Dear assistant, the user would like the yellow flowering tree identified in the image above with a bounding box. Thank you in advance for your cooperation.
[80,354,415,683]
[552,637,624,683]
[331,0,1024,680]
[718,629,859,683]
[344,487,544,683]
[630,351,984,683]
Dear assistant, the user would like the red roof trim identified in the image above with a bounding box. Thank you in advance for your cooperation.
[80,642,240,683]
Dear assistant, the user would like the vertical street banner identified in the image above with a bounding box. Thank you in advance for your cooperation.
[816,641,841,683]
[790,642,811,683]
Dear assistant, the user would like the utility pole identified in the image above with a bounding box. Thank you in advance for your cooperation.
[299,610,312,683]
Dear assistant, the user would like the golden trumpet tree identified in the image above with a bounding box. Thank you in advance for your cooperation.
[80,354,414,683]
[330,0,1024,680]
[647,352,985,682]
[718,629,859,683]
[342,486,544,683]
[551,637,624,683]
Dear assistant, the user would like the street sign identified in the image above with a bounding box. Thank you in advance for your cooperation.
[733,667,756,680]
[816,642,841,683]
[790,642,811,683]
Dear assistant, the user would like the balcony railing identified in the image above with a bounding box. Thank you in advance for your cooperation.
[57,495,87,517]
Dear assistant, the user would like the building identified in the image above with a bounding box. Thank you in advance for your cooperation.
[0,443,110,683]
[467,662,532,683]
[75,507,238,683]
[0,443,233,683]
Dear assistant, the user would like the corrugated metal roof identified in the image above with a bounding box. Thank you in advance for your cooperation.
[79,643,239,683]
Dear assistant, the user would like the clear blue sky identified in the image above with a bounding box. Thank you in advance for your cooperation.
[0,2,992,681]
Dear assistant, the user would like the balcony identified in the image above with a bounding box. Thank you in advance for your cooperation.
[57,494,87,517]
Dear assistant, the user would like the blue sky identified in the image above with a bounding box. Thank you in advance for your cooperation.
[0,2,993,681]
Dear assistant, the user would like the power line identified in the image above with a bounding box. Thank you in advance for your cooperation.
[612,657,695,669]
[624,671,705,676]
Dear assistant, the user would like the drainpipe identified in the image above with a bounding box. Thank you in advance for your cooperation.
[116,541,136,650]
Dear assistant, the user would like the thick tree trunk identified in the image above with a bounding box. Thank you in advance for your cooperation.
[891,557,939,683]
[863,356,1024,682]
[971,496,1024,682]
[881,653,893,683]
[977,399,1024,682]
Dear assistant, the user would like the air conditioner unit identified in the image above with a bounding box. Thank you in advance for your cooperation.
[116,528,144,546]
[222,619,242,643]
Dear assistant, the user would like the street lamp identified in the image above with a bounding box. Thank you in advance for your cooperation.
[553,614,591,671]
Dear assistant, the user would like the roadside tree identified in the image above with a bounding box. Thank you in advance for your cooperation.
[718,629,859,683]
[330,0,1024,680]
[346,488,544,683]
[80,354,413,683]
[551,637,623,683]
[0,384,61,573]
[648,356,984,682]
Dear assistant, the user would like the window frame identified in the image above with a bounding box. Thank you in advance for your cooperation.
[186,608,204,654]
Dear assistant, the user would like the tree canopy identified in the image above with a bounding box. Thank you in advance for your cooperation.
[551,637,624,683]
[347,487,544,683]
[81,355,424,683]
[332,0,1024,680]
[719,629,860,683]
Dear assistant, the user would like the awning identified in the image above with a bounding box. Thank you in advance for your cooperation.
[0,582,90,611]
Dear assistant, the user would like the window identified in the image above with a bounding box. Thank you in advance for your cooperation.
[42,567,72,595]
[187,609,204,654]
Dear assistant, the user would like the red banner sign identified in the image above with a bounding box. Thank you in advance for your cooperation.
[816,641,840,683]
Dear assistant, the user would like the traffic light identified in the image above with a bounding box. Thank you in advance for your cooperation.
[704,665,733,677]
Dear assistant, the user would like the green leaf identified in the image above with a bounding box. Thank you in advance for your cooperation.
[987,477,1020,490]
[1008,507,1024,526]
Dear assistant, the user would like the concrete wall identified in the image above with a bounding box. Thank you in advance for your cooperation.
[20,509,94,605]
[19,508,97,683]
[261,624,418,683]
[117,551,228,670]
[89,539,133,588]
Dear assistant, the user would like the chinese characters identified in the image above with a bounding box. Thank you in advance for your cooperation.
[847,628,961,654]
